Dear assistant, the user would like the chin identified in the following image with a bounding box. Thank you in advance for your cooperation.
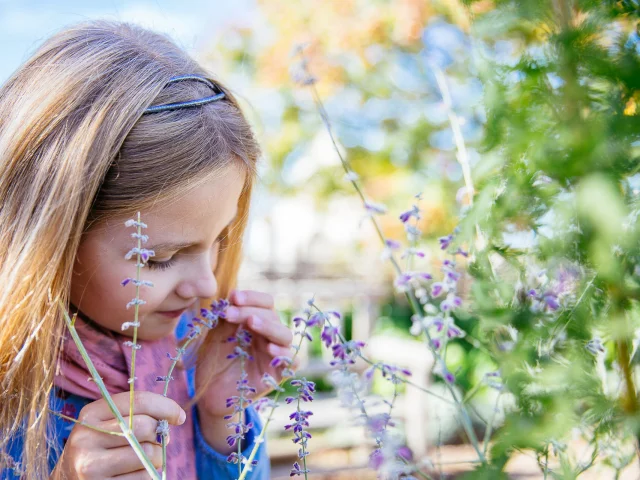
[137,323,177,342]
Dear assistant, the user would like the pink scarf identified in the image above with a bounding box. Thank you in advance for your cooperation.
[54,313,197,480]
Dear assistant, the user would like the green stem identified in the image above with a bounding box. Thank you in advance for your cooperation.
[161,436,167,480]
[59,302,160,479]
[48,409,125,436]
[482,392,502,457]
[296,395,310,480]
[129,212,142,433]
[238,356,246,479]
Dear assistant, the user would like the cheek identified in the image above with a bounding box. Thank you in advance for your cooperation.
[71,247,165,324]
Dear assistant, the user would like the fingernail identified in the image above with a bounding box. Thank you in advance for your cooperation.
[235,291,245,304]
[179,409,186,425]
[252,316,262,329]
[226,306,239,321]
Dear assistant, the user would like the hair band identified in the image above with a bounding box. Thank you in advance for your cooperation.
[143,74,226,114]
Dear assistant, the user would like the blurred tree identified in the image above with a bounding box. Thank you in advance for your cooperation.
[204,0,489,245]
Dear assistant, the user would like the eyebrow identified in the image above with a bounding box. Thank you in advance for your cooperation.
[146,212,238,252]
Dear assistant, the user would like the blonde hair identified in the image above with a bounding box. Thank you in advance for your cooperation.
[0,20,260,477]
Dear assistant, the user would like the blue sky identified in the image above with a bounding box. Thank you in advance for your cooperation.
[0,0,255,82]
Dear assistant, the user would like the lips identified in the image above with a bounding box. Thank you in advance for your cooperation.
[157,308,187,317]
[158,302,196,317]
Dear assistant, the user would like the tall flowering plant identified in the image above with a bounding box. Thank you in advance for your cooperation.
[272,2,640,476]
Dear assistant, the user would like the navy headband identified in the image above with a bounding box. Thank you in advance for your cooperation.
[143,74,226,114]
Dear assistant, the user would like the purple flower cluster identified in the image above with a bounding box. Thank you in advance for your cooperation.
[224,326,257,468]
[285,377,315,477]
[226,327,255,361]
[331,340,366,366]
[438,229,467,257]
[364,363,412,385]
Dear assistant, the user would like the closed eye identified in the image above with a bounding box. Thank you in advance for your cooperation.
[147,230,227,272]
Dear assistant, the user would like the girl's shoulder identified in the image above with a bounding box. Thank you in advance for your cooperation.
[49,386,91,456]
[1,387,90,479]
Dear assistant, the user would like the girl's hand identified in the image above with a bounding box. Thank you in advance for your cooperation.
[195,289,297,419]
[50,391,186,480]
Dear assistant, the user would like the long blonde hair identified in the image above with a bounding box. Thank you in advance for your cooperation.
[0,20,260,477]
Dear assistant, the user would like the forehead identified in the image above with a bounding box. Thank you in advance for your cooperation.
[97,163,246,242]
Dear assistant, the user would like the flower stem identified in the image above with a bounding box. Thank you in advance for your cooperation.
[482,392,502,457]
[59,302,160,479]
[237,356,246,479]
[161,436,167,480]
[48,409,125,436]
[296,395,310,480]
[129,211,143,433]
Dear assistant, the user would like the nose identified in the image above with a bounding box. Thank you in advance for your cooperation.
[175,253,218,301]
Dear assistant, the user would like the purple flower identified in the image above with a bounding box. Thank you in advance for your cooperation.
[270,355,293,368]
[379,363,412,381]
[447,324,464,338]
[331,340,365,364]
[198,299,228,329]
[444,268,461,283]
[369,448,384,470]
[121,277,132,287]
[155,419,170,445]
[306,312,326,328]
[396,445,413,462]
[290,378,315,402]
[253,397,278,412]
[432,317,444,332]
[321,325,340,347]
[400,248,426,259]
[543,293,560,311]
[439,234,454,250]
[399,205,420,223]
[290,461,310,477]
[394,273,412,290]
[364,201,387,215]
[385,239,401,249]
[441,293,463,312]
[227,452,258,467]
[431,282,445,298]
[366,412,393,436]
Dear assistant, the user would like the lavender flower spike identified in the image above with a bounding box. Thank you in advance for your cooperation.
[439,234,454,250]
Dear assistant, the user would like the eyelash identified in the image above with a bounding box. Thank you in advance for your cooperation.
[147,232,226,272]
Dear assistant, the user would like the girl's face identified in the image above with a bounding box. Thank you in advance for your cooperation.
[70,162,246,341]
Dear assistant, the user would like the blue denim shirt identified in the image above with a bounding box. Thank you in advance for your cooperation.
[2,315,269,479]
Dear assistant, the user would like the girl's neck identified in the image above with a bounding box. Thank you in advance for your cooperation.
[68,303,116,338]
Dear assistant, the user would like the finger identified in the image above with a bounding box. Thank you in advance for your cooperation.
[90,415,171,449]
[81,442,162,477]
[79,391,186,426]
[267,342,297,359]
[230,290,274,309]
[248,314,294,346]
[108,442,163,476]
[226,305,278,326]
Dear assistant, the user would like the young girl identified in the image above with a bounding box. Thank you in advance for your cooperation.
[0,20,296,479]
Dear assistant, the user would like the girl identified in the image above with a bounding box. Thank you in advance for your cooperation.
[0,20,296,479]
